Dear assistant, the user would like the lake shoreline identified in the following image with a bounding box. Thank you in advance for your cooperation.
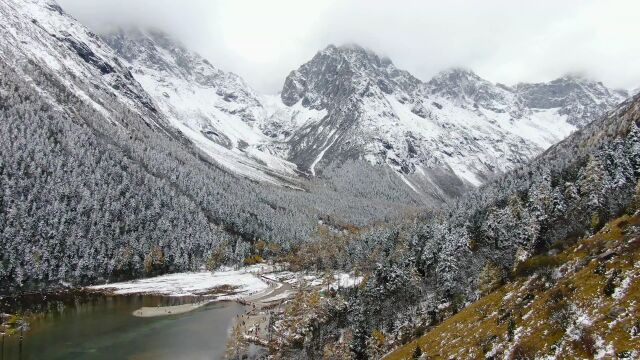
[1,265,363,359]
[1,294,247,360]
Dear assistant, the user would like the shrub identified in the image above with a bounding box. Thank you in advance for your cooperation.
[468,238,479,252]
[576,328,597,356]
[479,261,505,295]
[521,293,535,306]
[591,212,601,232]
[412,344,423,359]
[603,269,620,297]
[507,318,516,342]
[479,334,498,354]
[546,287,573,330]
[206,244,228,271]
[243,255,263,266]
[509,341,536,360]
[514,255,560,278]
[143,246,165,275]
[631,180,640,212]
[618,350,634,359]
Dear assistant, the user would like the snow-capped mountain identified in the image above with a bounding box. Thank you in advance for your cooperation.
[0,0,162,128]
[513,75,628,128]
[0,0,427,292]
[276,45,628,193]
[1,0,628,200]
[101,29,313,186]
[97,33,628,199]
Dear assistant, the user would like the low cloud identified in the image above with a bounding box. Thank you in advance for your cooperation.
[59,0,640,93]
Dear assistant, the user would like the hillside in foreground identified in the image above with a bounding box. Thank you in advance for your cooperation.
[385,213,640,359]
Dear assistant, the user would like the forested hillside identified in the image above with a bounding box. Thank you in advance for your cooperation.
[386,213,640,359]
[1,1,638,359]
[0,57,421,293]
[2,0,635,297]
[265,94,640,359]
[0,0,430,294]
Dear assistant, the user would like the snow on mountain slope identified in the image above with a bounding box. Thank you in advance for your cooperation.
[0,0,300,187]
[1,0,628,198]
[514,75,628,128]
[102,29,312,186]
[277,45,627,193]
[0,0,161,127]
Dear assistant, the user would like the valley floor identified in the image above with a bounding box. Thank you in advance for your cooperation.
[87,264,276,298]
[87,263,363,350]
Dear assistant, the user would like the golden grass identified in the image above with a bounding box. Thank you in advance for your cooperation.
[384,214,640,360]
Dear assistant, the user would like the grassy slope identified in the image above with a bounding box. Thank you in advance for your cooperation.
[385,214,640,359]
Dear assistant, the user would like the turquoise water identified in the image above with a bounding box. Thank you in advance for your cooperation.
[1,295,246,360]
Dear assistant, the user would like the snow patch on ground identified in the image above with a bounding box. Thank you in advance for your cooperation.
[398,173,421,193]
[261,270,363,289]
[88,266,269,297]
[261,96,328,135]
[332,273,364,289]
[612,276,632,299]
[309,130,338,176]
[88,265,362,299]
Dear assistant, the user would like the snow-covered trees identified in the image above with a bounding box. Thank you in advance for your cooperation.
[278,97,640,358]
[0,57,425,293]
[0,42,440,292]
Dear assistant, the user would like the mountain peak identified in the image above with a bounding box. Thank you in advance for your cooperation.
[426,67,501,104]
[515,74,627,127]
[103,28,194,70]
[0,0,161,121]
[102,27,263,113]
[318,43,394,68]
[427,68,487,89]
[515,73,602,89]
[434,67,481,80]
[281,43,414,107]
[556,72,591,83]
[322,43,372,54]
[101,27,254,94]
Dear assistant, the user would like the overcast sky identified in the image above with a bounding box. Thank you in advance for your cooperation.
[58,0,640,93]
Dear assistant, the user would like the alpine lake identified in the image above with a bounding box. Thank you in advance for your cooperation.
[1,293,258,360]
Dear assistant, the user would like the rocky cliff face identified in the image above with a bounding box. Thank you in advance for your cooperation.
[5,0,626,200]
[0,0,165,128]
[276,45,627,199]
[96,30,628,201]
[102,29,305,186]
[514,75,628,127]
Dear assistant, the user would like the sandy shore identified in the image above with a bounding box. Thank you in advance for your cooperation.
[234,278,294,343]
[110,267,359,325]
[132,300,215,317]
